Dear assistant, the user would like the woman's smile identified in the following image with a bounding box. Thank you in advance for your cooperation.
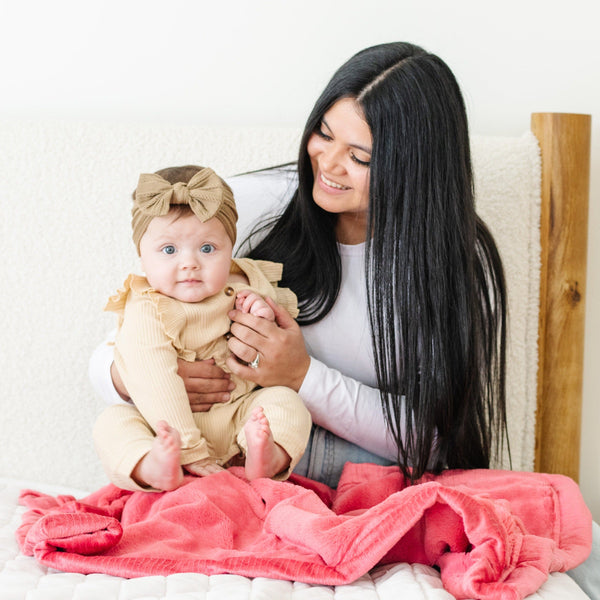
[319,172,351,191]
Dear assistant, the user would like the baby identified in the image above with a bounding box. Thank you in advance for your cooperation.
[93,165,311,492]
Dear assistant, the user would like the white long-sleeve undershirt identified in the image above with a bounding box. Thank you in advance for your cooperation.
[297,242,397,459]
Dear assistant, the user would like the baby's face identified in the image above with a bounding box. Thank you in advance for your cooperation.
[139,212,233,303]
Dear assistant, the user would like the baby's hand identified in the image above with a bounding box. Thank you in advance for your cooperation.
[184,457,224,477]
[235,290,275,321]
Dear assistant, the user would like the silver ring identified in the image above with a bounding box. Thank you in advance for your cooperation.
[249,352,260,369]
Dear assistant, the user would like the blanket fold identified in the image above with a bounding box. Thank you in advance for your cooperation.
[17,464,591,600]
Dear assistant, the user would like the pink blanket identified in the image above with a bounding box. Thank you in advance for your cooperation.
[17,464,591,600]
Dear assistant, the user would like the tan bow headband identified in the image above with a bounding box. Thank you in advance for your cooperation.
[131,167,238,254]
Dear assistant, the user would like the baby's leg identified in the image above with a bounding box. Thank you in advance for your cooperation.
[243,406,291,480]
[131,421,184,491]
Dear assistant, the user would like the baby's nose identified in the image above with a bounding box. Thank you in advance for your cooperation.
[180,251,200,269]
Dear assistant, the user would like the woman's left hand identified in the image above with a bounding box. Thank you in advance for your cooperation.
[226,297,310,392]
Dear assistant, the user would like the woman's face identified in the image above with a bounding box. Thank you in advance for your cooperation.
[307,97,372,244]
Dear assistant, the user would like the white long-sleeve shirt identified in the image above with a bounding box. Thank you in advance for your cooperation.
[298,242,397,459]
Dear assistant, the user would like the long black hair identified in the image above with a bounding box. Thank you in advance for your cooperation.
[245,42,508,480]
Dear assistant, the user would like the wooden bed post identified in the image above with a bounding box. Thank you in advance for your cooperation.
[531,113,591,482]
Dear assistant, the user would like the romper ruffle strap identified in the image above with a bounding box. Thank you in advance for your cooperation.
[104,275,195,361]
[232,258,299,318]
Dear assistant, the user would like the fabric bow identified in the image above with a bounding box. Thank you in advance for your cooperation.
[135,168,229,219]
[131,167,237,253]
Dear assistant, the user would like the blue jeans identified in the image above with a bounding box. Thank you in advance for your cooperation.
[293,424,394,488]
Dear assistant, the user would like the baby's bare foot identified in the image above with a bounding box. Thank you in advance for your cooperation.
[132,421,184,491]
[244,406,290,480]
[184,457,224,477]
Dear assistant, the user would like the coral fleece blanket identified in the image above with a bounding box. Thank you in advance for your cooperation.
[17,464,591,600]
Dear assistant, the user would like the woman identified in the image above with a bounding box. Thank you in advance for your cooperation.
[95,41,508,486]
[229,41,509,486]
[93,42,599,594]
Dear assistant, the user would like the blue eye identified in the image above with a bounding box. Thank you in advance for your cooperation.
[161,245,176,255]
[200,244,215,254]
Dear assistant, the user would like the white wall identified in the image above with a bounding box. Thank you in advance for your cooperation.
[2,0,598,519]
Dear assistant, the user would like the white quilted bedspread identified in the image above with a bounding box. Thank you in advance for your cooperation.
[0,479,588,600]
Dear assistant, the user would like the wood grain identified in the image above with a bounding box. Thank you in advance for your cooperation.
[531,113,591,481]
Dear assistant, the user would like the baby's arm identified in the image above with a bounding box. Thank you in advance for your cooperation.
[235,290,275,321]
[115,299,211,464]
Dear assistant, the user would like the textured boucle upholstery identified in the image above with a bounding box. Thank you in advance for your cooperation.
[0,119,539,491]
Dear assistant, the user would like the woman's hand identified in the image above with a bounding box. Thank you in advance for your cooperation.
[176,358,234,412]
[226,297,311,392]
[110,359,233,412]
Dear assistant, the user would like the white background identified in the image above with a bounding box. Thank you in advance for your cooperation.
[1,0,598,519]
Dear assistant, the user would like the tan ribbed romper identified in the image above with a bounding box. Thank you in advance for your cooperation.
[93,258,312,491]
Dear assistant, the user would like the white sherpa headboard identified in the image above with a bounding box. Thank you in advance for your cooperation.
[0,116,589,492]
